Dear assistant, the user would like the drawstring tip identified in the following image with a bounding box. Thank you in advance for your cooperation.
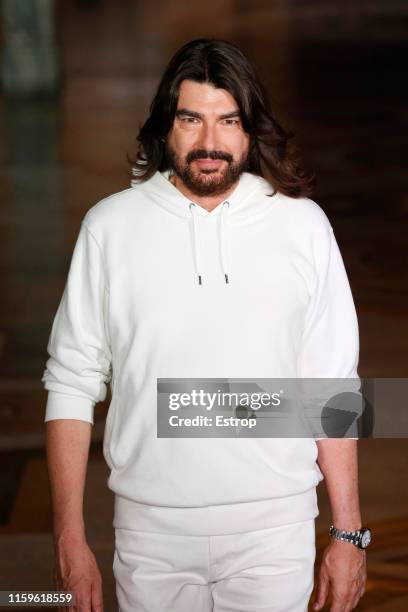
[198,275,202,285]
[224,273,229,284]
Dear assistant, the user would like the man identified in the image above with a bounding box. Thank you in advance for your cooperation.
[42,38,370,612]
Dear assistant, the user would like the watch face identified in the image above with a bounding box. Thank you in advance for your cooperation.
[361,529,372,548]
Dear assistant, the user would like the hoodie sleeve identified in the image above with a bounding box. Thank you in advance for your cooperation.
[297,220,361,439]
[41,220,112,425]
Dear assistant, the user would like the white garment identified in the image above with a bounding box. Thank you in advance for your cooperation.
[113,518,316,612]
[41,170,360,535]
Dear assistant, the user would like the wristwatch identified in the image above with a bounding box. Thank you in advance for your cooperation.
[329,525,372,549]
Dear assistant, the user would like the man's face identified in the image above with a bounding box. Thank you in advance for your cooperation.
[165,80,250,197]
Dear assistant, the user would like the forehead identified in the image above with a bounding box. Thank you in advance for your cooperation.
[176,79,238,112]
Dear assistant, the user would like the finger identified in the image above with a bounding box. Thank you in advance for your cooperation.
[73,589,91,612]
[91,580,104,612]
[331,593,357,612]
[350,592,361,609]
[329,592,352,612]
[313,574,330,610]
[350,583,365,609]
[329,602,344,612]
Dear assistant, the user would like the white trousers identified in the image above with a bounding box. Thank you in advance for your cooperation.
[113,519,316,612]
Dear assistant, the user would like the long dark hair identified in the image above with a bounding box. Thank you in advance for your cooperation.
[129,38,315,198]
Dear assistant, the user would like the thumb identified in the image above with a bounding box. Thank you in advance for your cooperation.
[313,572,329,610]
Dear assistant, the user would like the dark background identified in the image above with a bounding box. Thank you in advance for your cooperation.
[0,1,407,609]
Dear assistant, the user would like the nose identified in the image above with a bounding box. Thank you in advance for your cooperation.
[197,122,218,151]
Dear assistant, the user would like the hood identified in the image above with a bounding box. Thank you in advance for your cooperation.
[134,169,276,285]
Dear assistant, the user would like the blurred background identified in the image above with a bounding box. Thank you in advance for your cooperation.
[0,0,407,609]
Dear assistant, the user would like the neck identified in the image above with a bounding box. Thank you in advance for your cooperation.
[169,173,239,212]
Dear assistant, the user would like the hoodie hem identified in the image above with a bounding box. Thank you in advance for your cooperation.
[113,489,319,536]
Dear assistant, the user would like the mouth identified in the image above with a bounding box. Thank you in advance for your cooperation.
[193,159,225,170]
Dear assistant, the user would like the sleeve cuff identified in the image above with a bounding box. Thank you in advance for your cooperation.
[44,391,95,425]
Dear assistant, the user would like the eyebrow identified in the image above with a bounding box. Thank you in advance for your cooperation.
[175,108,241,120]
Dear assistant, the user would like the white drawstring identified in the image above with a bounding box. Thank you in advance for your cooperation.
[189,203,203,285]
[219,201,230,284]
[189,201,230,285]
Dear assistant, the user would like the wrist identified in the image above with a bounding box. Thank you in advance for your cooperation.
[331,521,362,531]
[53,520,86,546]
[331,514,362,531]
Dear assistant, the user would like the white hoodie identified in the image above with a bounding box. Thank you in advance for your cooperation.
[41,170,360,536]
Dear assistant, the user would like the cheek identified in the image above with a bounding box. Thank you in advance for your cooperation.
[231,133,250,157]
[169,131,196,155]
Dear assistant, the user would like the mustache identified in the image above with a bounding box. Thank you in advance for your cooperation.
[186,149,233,163]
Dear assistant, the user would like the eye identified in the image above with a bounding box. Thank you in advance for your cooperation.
[180,117,199,124]
[223,119,240,126]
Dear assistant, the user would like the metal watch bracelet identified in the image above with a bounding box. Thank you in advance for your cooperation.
[329,525,372,549]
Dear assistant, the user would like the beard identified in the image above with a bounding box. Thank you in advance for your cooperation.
[164,144,250,197]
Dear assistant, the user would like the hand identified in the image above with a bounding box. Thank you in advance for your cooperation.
[313,539,366,611]
[54,534,104,612]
